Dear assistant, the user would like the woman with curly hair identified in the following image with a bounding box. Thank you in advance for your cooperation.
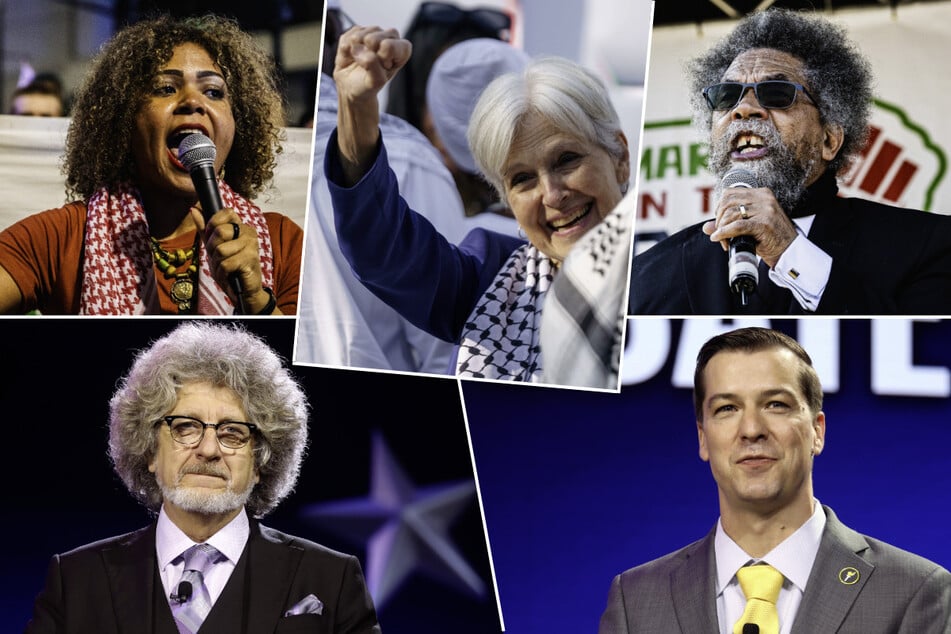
[0,14,302,314]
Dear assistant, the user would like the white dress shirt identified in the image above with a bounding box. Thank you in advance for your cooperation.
[714,500,826,634]
[768,216,833,311]
[155,506,250,607]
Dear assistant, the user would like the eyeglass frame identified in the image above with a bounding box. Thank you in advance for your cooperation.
[701,80,819,112]
[154,415,258,450]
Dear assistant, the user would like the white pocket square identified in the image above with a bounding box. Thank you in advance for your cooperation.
[284,593,323,616]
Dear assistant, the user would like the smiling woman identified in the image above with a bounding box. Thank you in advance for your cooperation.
[325,26,630,382]
[0,14,302,315]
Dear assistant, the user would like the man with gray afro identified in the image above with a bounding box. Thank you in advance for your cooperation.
[27,321,381,633]
[631,8,951,315]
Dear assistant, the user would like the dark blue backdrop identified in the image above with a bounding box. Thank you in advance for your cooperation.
[465,318,951,633]
[0,319,498,633]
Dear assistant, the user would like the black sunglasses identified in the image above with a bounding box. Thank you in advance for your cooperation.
[408,2,512,40]
[702,80,817,111]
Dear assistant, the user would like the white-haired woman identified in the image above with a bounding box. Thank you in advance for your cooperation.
[326,26,630,382]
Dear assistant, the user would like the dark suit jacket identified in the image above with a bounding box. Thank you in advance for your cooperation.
[629,186,951,315]
[25,519,382,634]
[599,506,951,634]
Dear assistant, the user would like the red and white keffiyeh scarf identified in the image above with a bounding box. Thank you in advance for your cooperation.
[79,181,274,315]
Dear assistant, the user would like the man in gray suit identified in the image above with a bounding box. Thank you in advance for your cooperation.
[27,322,381,633]
[599,327,951,633]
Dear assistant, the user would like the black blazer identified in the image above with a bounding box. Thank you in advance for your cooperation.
[630,194,951,315]
[25,520,382,634]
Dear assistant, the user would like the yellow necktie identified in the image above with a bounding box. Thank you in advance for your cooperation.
[732,564,785,634]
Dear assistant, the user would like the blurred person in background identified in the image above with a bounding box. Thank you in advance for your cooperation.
[384,1,511,133]
[297,0,462,373]
[424,37,525,236]
[9,76,65,117]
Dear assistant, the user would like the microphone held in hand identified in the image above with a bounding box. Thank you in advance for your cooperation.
[178,132,224,222]
[722,168,760,307]
[178,132,247,313]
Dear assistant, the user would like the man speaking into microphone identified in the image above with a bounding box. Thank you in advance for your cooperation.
[630,9,951,314]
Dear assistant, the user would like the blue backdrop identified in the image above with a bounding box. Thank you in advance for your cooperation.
[465,318,951,633]
[0,319,499,633]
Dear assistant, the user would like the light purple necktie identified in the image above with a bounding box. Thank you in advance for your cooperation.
[171,543,221,634]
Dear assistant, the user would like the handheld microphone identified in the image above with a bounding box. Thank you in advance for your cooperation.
[172,580,193,604]
[178,132,247,313]
[721,168,760,307]
[742,625,760,634]
[178,132,224,221]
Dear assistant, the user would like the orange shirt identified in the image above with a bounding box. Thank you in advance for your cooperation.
[0,202,302,314]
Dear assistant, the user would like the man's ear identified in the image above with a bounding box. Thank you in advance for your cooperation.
[698,421,710,462]
[812,411,826,456]
[821,122,845,164]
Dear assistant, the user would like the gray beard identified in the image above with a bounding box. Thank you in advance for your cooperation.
[158,471,254,516]
[708,119,813,212]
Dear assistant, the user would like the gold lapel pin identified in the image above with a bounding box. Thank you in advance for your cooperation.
[838,567,860,585]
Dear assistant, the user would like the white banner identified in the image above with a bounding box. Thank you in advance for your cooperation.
[0,115,312,231]
[636,2,951,253]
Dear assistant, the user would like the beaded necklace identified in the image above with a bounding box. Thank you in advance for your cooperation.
[149,233,201,313]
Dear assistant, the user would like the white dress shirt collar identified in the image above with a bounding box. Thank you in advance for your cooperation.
[155,505,250,571]
[715,499,826,595]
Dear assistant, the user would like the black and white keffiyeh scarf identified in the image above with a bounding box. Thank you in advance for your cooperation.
[456,243,555,382]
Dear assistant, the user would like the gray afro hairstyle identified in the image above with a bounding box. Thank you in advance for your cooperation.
[687,8,874,175]
[108,322,309,517]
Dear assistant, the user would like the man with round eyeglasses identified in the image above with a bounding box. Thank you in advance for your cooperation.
[630,8,951,315]
[26,322,381,633]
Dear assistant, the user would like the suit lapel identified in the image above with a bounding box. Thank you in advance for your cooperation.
[682,231,734,314]
[244,521,306,633]
[802,198,858,313]
[804,197,854,260]
[102,524,164,634]
[670,529,720,633]
[791,506,874,634]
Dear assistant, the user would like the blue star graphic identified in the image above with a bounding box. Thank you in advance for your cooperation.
[299,430,487,607]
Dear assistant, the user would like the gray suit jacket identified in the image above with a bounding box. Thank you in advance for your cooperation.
[599,506,951,633]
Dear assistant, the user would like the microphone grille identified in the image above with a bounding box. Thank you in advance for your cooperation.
[178,133,216,171]
[722,168,759,189]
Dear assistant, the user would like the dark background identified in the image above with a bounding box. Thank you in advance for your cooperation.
[0,318,499,633]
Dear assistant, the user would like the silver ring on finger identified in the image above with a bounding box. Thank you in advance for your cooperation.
[739,204,749,220]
